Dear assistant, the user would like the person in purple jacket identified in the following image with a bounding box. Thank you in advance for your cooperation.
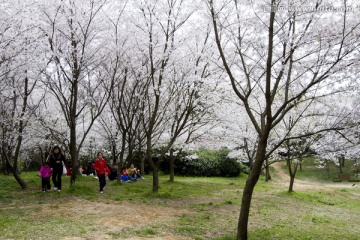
[39,162,52,192]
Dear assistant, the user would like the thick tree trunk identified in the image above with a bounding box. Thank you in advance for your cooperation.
[1,155,8,175]
[169,148,175,182]
[237,141,267,240]
[237,178,256,240]
[69,121,78,184]
[6,158,27,189]
[152,165,159,193]
[12,169,27,189]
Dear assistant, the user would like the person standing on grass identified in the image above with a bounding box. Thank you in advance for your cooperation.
[93,152,110,194]
[39,162,52,192]
[49,146,66,192]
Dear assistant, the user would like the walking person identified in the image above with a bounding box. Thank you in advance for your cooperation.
[93,152,110,194]
[39,162,52,192]
[49,146,66,191]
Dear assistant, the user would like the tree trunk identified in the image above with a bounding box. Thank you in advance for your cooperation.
[140,156,145,176]
[12,169,27,189]
[111,142,117,166]
[119,132,126,165]
[7,75,29,189]
[265,157,271,181]
[6,159,27,189]
[69,27,79,185]
[69,111,77,184]
[340,156,345,167]
[288,175,295,192]
[169,148,175,182]
[1,153,7,174]
[237,141,267,240]
[152,165,159,193]
[70,124,77,184]
[288,160,298,192]
[286,153,293,192]
[338,164,343,174]
[337,156,345,173]
[145,135,157,192]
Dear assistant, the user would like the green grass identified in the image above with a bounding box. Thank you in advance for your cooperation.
[294,157,358,182]
[0,168,360,240]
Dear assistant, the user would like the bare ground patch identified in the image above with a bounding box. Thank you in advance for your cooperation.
[38,198,193,240]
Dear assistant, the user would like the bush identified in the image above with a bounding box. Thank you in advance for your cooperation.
[239,163,250,175]
[161,148,242,177]
[332,177,342,182]
[348,175,360,182]
[219,157,241,177]
[23,161,41,171]
[183,156,221,176]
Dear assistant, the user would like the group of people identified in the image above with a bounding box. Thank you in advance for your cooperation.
[86,152,145,193]
[120,163,145,182]
[78,161,117,181]
[39,147,145,194]
[38,146,65,192]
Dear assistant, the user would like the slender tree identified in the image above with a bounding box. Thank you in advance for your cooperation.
[41,0,114,183]
[131,0,199,192]
[208,0,360,239]
[0,1,44,187]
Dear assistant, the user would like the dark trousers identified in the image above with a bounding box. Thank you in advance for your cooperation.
[98,174,106,191]
[42,177,51,191]
[52,172,62,190]
[129,174,137,181]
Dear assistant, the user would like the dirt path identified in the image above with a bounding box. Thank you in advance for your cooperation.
[271,162,359,191]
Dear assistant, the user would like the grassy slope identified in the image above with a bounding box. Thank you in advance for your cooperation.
[0,161,359,240]
[294,157,359,182]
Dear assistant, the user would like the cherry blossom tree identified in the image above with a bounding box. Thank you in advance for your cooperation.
[0,1,46,188]
[314,103,360,176]
[106,66,148,168]
[127,0,217,192]
[208,0,360,239]
[39,0,115,183]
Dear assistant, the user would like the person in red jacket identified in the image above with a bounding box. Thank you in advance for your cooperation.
[93,152,110,193]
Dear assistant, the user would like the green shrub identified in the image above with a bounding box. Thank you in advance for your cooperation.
[219,157,241,177]
[239,163,250,175]
[184,156,221,176]
[348,175,360,182]
[161,148,242,177]
[332,177,342,182]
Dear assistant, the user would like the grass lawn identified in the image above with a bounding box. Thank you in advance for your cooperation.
[287,157,360,182]
[0,164,360,240]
